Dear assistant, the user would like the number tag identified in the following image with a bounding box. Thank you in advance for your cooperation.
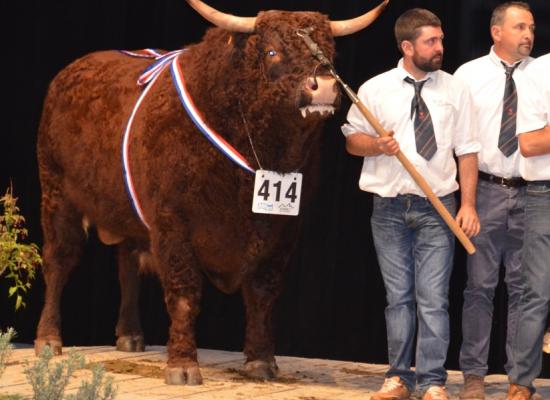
[252,170,303,216]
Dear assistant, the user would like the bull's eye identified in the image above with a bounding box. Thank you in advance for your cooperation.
[267,49,277,57]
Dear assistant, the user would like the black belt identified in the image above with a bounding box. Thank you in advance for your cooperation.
[478,171,526,188]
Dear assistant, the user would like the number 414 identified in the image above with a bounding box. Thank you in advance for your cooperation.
[256,180,298,203]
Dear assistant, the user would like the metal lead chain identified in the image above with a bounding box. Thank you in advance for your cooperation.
[296,27,360,104]
[238,100,263,171]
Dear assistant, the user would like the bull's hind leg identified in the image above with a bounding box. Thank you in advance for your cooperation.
[115,242,145,352]
[35,195,85,356]
[151,228,203,385]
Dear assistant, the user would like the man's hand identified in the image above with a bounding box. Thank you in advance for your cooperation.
[345,131,399,157]
[456,204,480,238]
[376,131,399,156]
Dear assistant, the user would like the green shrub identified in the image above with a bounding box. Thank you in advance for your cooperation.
[23,346,116,400]
[0,328,16,379]
[24,346,84,400]
[65,363,116,400]
[0,188,41,310]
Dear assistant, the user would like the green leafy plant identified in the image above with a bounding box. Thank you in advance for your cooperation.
[24,347,84,400]
[0,187,41,310]
[23,346,117,400]
[65,363,117,400]
[0,328,16,379]
[0,329,25,399]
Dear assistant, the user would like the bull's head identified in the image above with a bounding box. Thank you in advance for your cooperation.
[186,0,388,123]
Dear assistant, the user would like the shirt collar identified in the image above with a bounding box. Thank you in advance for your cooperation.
[396,58,437,85]
[489,46,525,69]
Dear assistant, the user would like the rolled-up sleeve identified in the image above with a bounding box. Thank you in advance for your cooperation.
[517,63,548,134]
[341,83,377,138]
[453,82,481,156]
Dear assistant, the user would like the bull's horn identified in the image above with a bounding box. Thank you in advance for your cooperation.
[330,0,390,37]
[186,0,256,33]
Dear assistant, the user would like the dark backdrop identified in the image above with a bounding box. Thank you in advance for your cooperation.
[2,0,550,377]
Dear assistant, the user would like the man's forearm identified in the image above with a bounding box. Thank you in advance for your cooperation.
[519,125,550,157]
[345,132,383,157]
[457,152,478,208]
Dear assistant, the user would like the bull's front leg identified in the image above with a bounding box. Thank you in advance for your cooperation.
[241,255,288,380]
[151,228,203,385]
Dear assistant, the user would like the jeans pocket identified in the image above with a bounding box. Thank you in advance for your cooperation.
[527,184,550,196]
[372,195,389,211]
[437,193,457,217]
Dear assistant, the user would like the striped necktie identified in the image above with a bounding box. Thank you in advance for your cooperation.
[498,62,520,157]
[404,77,437,160]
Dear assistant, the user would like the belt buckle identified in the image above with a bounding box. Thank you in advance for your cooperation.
[490,175,504,186]
[491,175,509,187]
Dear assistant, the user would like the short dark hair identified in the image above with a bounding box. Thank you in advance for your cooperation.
[490,2,531,27]
[394,8,442,54]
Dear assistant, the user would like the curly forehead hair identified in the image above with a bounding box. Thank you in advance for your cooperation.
[394,8,441,53]
[490,2,531,26]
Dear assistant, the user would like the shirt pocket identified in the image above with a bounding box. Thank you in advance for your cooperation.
[431,99,455,150]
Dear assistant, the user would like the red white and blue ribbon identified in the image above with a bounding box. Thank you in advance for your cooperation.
[122,49,255,228]
[119,48,164,59]
[136,49,186,86]
[170,57,255,174]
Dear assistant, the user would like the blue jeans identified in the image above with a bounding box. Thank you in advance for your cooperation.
[509,182,550,389]
[371,193,456,392]
[460,180,525,377]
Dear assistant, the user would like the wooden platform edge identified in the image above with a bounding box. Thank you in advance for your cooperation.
[1,346,549,399]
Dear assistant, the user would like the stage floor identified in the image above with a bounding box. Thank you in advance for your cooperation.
[1,346,549,399]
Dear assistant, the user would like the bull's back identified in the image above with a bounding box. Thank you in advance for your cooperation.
[37,51,152,234]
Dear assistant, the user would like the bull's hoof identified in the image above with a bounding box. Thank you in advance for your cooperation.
[116,335,145,352]
[165,366,203,385]
[243,360,279,380]
[34,336,63,356]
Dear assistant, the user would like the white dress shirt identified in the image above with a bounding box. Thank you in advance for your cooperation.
[341,59,480,197]
[454,47,533,178]
[517,53,550,181]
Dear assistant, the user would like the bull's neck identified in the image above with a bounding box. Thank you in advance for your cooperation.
[183,53,322,173]
[240,110,323,173]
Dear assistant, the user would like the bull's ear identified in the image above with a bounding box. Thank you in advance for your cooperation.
[231,32,250,63]
[227,33,248,66]
[230,32,248,53]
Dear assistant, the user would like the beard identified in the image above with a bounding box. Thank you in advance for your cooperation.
[413,52,443,73]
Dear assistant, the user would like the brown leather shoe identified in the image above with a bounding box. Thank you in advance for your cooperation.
[543,328,550,354]
[507,384,533,400]
[422,386,449,400]
[370,376,410,400]
[459,374,485,399]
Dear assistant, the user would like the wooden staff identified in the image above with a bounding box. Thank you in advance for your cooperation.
[337,75,476,255]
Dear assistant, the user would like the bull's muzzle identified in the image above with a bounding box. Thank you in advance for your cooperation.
[299,76,338,118]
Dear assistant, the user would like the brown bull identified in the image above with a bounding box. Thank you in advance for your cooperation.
[35,0,388,385]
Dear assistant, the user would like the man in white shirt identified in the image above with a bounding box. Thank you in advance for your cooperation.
[452,3,535,399]
[507,53,550,400]
[341,8,480,400]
